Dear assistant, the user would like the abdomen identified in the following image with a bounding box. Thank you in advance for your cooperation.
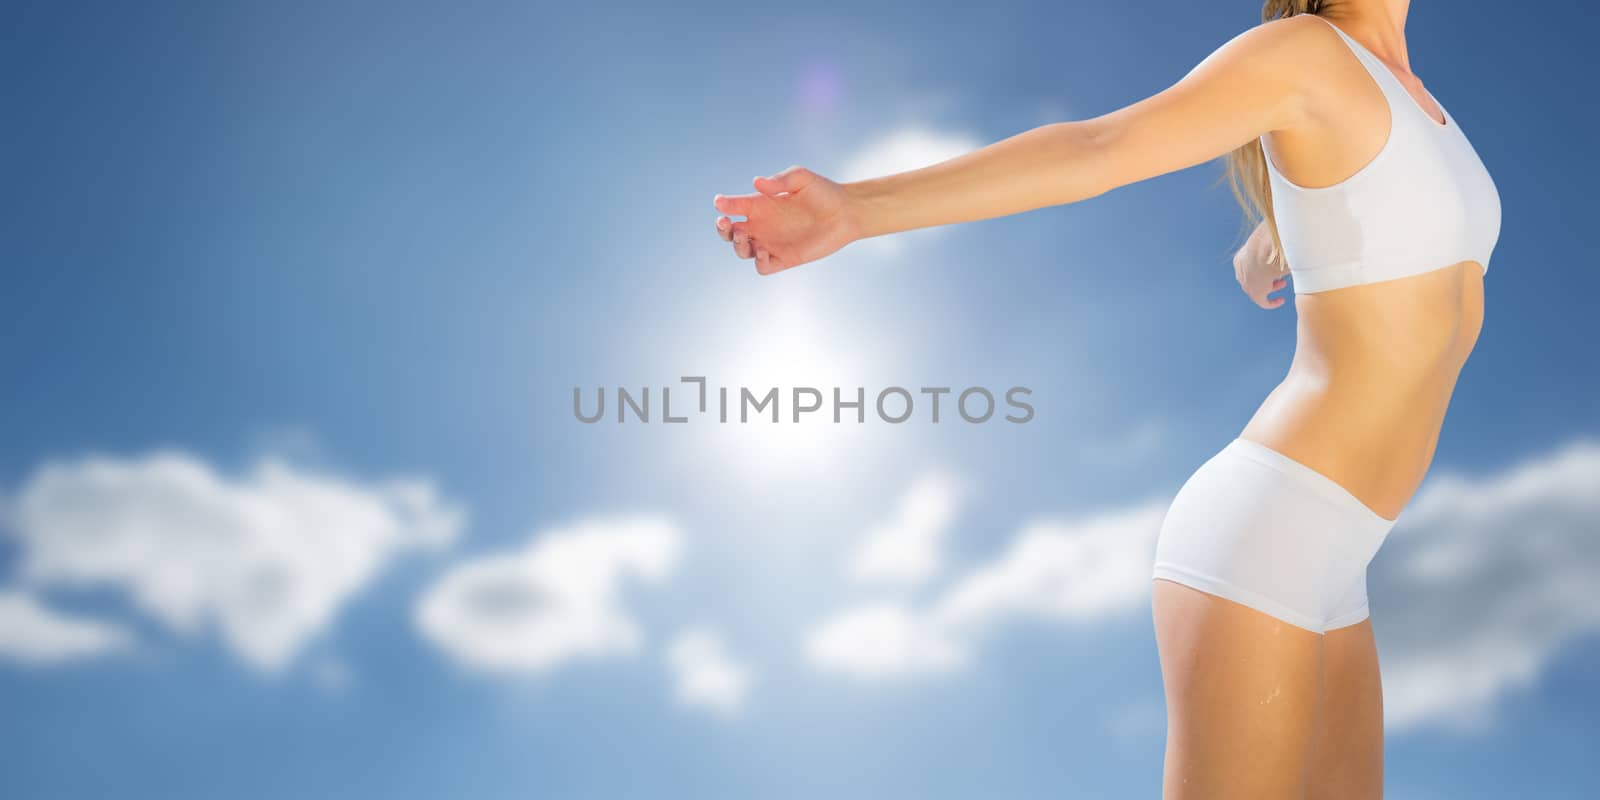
[1239,260,1485,520]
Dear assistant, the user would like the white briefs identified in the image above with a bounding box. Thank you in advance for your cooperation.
[1152,438,1398,633]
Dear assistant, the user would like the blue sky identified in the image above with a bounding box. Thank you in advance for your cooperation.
[2,1,1597,798]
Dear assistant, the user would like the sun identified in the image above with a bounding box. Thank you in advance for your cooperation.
[670,280,899,481]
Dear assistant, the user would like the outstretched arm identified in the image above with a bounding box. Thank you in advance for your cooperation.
[713,16,1321,274]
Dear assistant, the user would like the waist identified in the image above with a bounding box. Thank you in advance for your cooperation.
[1242,369,1452,506]
[1294,260,1485,368]
[1239,263,1485,519]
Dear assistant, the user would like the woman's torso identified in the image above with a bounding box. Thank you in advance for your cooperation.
[1237,14,1499,522]
[1239,261,1484,521]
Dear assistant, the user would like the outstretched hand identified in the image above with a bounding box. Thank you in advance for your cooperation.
[1235,220,1289,309]
[713,166,859,275]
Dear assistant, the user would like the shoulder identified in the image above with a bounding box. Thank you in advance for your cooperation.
[1210,14,1346,66]
[1181,15,1351,114]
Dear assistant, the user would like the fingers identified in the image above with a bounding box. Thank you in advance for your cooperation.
[716,221,785,274]
[715,221,785,274]
[713,194,759,263]
[715,215,768,268]
[717,217,751,257]
[754,245,790,275]
[1258,276,1288,309]
[713,193,757,217]
[753,165,814,198]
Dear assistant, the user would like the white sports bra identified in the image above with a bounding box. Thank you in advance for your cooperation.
[1265,15,1502,294]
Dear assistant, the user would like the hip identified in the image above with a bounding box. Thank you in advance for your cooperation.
[1237,367,1458,521]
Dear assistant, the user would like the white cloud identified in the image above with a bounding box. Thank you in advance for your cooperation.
[664,627,756,716]
[1371,438,1600,731]
[804,603,967,678]
[933,505,1168,632]
[838,126,983,256]
[0,590,134,666]
[847,471,965,588]
[415,516,679,675]
[808,501,1164,680]
[5,452,463,672]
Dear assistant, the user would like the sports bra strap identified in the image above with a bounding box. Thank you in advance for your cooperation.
[1302,14,1404,115]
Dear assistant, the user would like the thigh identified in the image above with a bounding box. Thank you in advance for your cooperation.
[1152,578,1324,800]
[1308,619,1384,800]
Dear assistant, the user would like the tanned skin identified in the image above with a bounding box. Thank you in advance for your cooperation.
[712,2,1480,796]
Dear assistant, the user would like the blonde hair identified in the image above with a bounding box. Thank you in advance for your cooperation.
[1224,0,1327,259]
